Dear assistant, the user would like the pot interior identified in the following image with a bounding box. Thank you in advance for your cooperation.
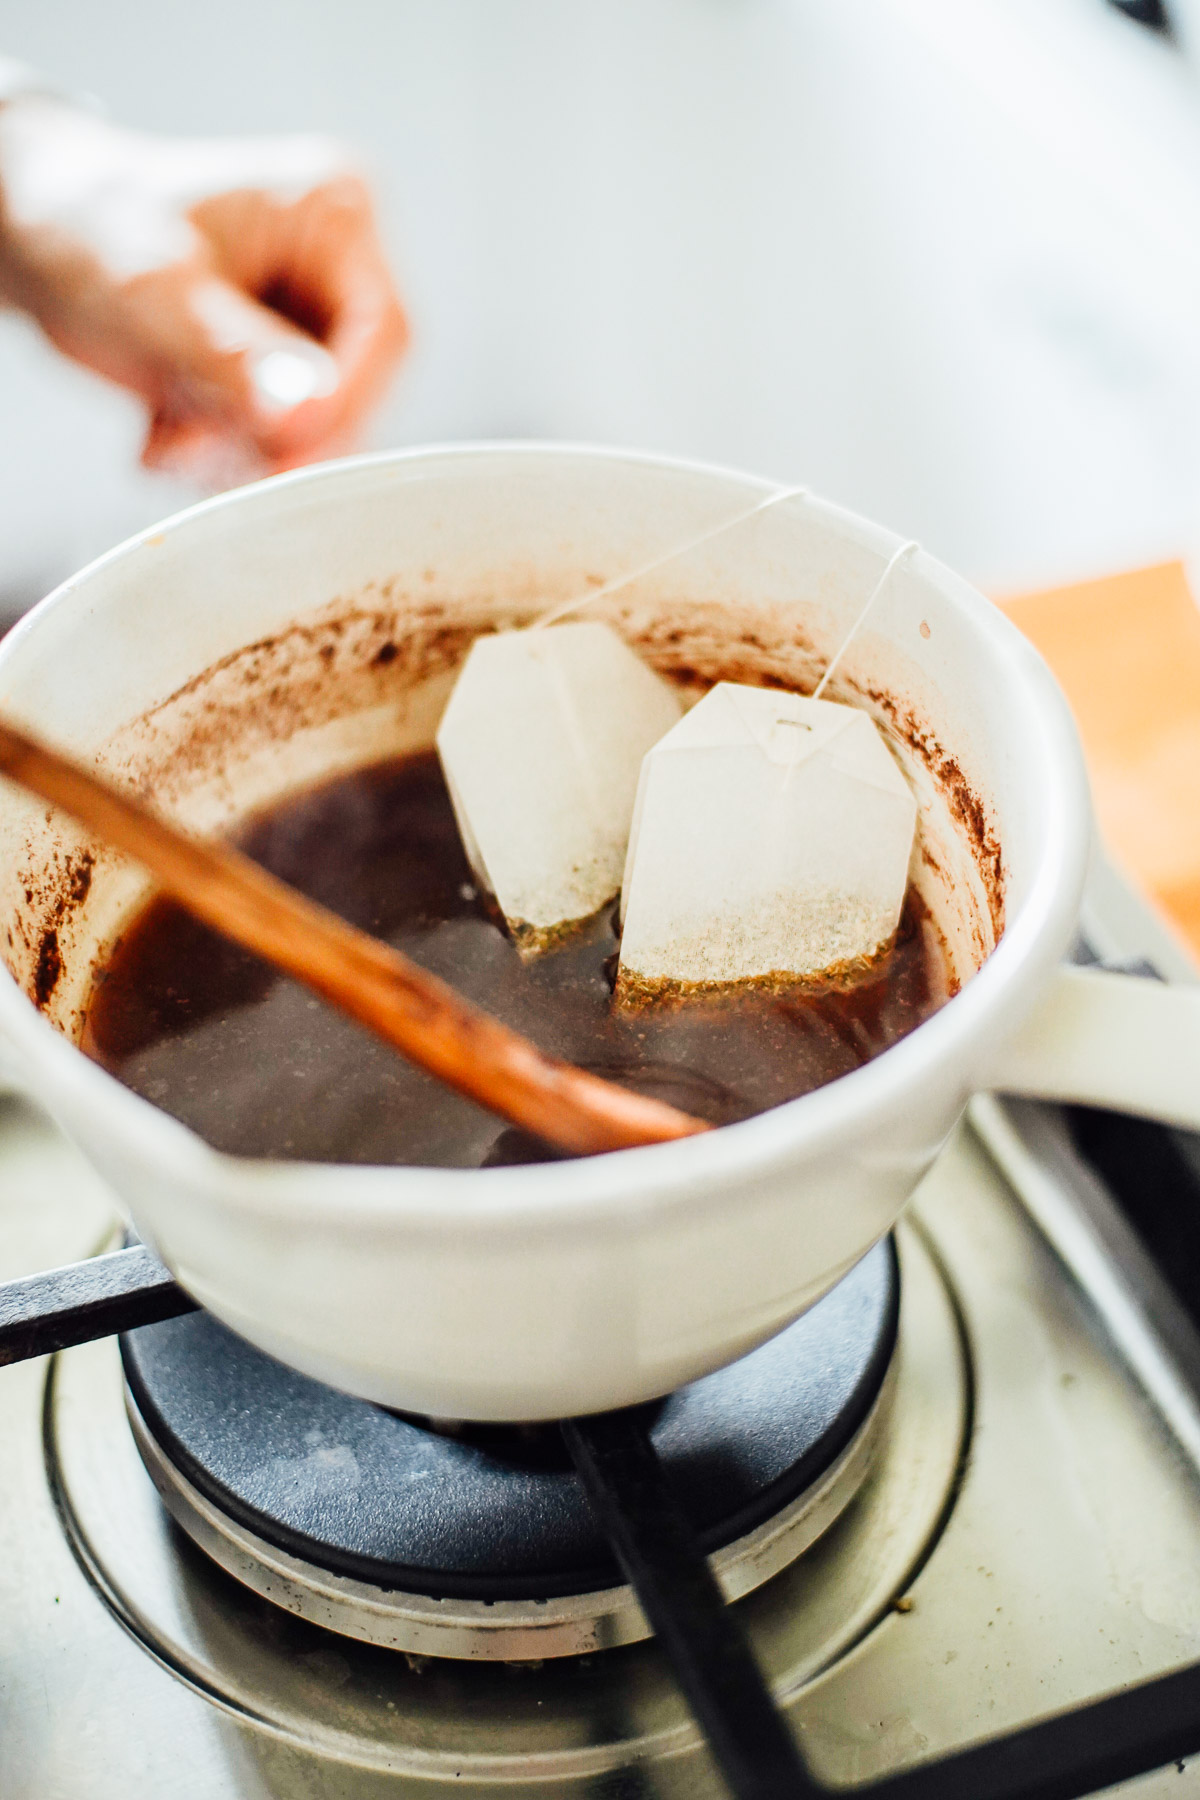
[0,453,1007,1068]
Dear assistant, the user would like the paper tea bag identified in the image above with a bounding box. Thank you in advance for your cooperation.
[437,622,684,949]
[617,683,916,998]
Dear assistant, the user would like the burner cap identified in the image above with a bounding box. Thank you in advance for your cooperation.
[122,1239,897,1602]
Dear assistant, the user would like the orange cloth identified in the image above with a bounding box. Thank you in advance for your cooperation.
[1000,563,1200,956]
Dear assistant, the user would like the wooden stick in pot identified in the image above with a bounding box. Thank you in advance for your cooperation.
[0,722,708,1156]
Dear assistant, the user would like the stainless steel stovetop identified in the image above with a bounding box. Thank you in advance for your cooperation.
[4,853,1200,1799]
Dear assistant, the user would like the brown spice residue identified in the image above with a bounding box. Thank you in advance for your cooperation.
[121,595,485,807]
[858,684,1006,939]
[626,604,821,699]
[16,846,99,1011]
[67,852,94,906]
[33,929,62,1006]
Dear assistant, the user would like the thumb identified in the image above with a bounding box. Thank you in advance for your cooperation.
[139,270,340,470]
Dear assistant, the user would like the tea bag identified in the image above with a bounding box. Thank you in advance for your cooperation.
[617,683,916,997]
[437,622,684,949]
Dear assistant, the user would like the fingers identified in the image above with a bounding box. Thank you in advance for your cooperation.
[107,260,342,475]
[186,174,408,469]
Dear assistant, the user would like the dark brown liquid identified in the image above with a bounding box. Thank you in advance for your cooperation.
[81,752,950,1168]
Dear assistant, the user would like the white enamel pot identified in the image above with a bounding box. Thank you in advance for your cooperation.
[0,445,1197,1421]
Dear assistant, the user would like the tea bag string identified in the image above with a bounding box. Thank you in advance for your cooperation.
[810,540,919,701]
[530,485,810,630]
[779,537,918,794]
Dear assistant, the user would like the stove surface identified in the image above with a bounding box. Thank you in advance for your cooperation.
[4,856,1200,1797]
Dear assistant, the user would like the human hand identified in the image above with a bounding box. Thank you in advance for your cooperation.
[0,98,407,483]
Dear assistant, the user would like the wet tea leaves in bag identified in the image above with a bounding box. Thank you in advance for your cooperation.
[617,683,916,997]
[437,622,683,949]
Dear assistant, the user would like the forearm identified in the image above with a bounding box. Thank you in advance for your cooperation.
[0,62,50,307]
[0,61,100,317]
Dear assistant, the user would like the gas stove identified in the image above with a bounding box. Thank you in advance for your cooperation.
[5,853,1200,1799]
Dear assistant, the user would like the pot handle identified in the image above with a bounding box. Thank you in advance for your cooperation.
[984,964,1200,1131]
